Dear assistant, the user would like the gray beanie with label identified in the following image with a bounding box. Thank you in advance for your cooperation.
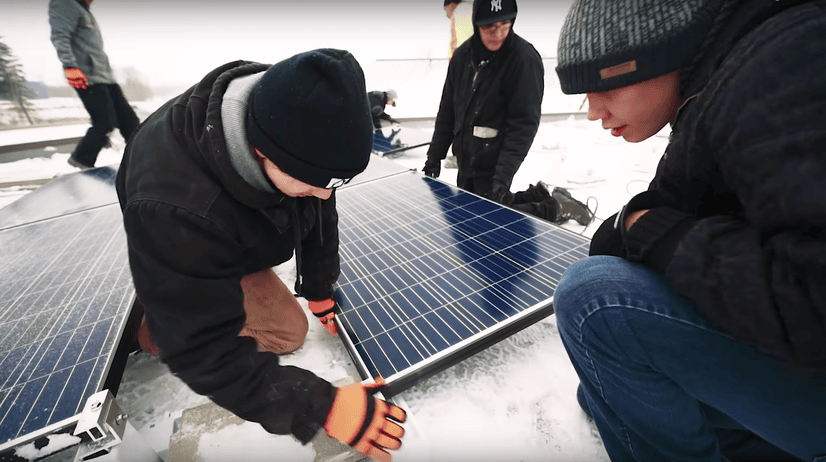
[555,0,726,94]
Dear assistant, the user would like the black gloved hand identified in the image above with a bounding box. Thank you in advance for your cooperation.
[423,158,440,178]
[486,180,514,205]
[589,212,624,257]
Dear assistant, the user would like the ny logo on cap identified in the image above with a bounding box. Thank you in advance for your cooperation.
[491,0,502,12]
[325,177,352,189]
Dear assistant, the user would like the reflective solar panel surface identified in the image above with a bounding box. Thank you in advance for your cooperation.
[0,166,119,231]
[342,153,411,188]
[0,204,134,447]
[334,173,590,396]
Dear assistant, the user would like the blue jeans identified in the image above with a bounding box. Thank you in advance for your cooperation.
[554,256,826,462]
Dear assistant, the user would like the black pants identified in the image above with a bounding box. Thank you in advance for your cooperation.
[72,84,140,167]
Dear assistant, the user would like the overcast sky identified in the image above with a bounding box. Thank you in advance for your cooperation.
[3,0,572,89]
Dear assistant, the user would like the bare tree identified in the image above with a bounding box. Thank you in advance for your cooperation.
[0,37,36,125]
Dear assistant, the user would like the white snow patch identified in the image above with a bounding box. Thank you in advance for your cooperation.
[13,433,81,460]
[197,421,314,462]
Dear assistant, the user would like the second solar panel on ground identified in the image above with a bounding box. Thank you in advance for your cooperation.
[334,172,590,396]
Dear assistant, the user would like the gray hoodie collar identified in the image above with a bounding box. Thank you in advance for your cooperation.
[221,71,275,193]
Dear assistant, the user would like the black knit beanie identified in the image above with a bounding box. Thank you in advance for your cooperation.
[555,0,726,95]
[473,0,517,26]
[246,49,372,189]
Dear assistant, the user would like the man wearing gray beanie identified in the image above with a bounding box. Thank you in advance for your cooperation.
[116,49,405,461]
[552,0,826,461]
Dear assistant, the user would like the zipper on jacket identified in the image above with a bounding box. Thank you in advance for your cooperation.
[472,60,489,88]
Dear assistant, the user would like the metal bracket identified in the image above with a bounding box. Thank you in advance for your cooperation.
[73,390,128,461]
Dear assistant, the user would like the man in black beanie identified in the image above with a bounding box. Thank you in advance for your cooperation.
[116,49,405,462]
[552,1,826,461]
[423,0,594,227]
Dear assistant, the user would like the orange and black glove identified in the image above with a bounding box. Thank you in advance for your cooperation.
[64,67,88,90]
[325,377,406,462]
[308,299,338,335]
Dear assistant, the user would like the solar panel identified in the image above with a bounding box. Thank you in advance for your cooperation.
[0,203,136,449]
[0,166,119,231]
[334,172,590,397]
[343,153,411,188]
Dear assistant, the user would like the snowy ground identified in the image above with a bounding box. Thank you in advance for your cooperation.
[0,99,669,461]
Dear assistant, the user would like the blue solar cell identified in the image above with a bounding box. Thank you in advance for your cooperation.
[387,327,424,365]
[436,306,475,339]
[2,377,47,441]
[20,367,72,435]
[411,317,449,352]
[362,337,395,377]
[334,173,590,396]
[423,311,462,345]
[52,358,96,422]
[0,204,136,447]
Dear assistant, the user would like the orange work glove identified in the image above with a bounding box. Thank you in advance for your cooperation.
[64,67,88,90]
[308,299,338,335]
[325,377,406,462]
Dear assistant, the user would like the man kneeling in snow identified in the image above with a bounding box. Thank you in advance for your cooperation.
[117,49,405,462]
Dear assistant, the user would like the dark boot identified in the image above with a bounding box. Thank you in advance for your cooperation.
[511,197,559,223]
[552,186,594,226]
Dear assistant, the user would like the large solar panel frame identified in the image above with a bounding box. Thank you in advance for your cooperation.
[334,172,590,397]
[0,202,138,454]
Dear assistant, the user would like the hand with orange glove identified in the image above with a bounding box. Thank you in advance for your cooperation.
[325,377,406,462]
[308,299,339,335]
[64,67,88,90]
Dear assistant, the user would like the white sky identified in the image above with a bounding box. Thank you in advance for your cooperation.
[3,0,573,88]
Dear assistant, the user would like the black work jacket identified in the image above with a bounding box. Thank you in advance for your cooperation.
[368,90,394,124]
[593,0,826,374]
[426,30,543,188]
[116,61,338,443]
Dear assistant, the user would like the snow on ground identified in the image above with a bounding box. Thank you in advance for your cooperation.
[0,99,669,461]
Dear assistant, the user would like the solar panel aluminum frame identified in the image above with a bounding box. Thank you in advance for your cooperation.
[335,295,555,398]
[333,172,589,398]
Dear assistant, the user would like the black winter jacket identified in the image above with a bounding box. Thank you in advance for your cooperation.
[426,23,543,189]
[591,0,826,374]
[116,61,338,442]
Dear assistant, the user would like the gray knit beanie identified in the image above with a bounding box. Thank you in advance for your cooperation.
[556,0,726,94]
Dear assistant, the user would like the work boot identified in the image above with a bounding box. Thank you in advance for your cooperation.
[551,186,594,226]
[68,156,94,170]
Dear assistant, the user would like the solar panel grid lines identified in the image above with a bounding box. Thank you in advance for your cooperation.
[0,204,136,446]
[333,173,590,395]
